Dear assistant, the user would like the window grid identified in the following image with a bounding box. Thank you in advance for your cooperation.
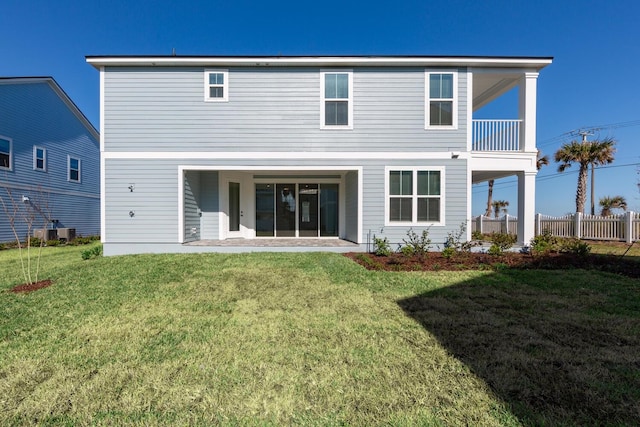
[387,168,443,225]
[320,70,353,129]
[204,70,229,102]
[426,72,457,129]
[34,146,46,171]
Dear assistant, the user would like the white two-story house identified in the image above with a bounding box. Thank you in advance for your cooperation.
[87,55,551,256]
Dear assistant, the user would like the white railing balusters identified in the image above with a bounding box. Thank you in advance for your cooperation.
[472,119,522,151]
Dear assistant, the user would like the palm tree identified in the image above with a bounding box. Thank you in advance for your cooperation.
[599,195,627,216]
[483,151,548,217]
[554,138,616,214]
[492,200,509,218]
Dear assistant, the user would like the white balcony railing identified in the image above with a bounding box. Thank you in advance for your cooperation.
[472,119,522,151]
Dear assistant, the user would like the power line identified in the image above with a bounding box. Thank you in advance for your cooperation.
[537,119,640,148]
[471,162,640,194]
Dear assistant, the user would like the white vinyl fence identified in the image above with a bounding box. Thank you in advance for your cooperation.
[472,212,640,243]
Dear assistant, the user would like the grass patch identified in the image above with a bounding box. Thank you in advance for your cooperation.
[0,244,638,425]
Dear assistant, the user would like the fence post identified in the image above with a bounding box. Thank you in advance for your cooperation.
[574,212,582,239]
[504,214,510,234]
[535,213,541,235]
[625,211,633,244]
[476,215,483,235]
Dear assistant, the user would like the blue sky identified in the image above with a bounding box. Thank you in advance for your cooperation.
[2,0,639,216]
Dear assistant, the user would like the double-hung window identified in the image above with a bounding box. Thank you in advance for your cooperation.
[426,72,457,129]
[33,146,47,171]
[204,70,229,102]
[321,70,353,129]
[0,136,12,170]
[387,167,444,225]
[68,156,80,182]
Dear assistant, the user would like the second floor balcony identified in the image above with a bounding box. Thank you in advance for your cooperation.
[472,119,522,151]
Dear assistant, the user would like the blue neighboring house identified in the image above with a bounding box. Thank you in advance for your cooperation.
[0,77,100,242]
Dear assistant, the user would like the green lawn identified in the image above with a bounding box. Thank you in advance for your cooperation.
[1,244,639,426]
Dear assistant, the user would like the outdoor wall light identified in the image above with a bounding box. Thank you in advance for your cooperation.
[451,151,461,159]
[129,211,135,218]
[128,184,135,192]
[22,195,30,203]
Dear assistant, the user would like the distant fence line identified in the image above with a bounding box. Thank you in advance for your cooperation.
[472,212,640,243]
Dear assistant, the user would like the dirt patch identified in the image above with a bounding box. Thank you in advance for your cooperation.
[346,252,640,278]
[9,279,53,294]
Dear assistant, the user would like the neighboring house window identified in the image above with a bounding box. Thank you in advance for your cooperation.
[426,72,457,129]
[68,156,81,182]
[204,70,229,102]
[33,146,47,171]
[386,167,444,225]
[320,70,353,129]
[0,136,12,170]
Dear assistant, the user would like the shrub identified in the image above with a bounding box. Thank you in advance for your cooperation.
[400,245,415,257]
[530,230,559,255]
[559,238,591,256]
[29,237,42,247]
[445,223,475,253]
[490,233,516,252]
[488,244,504,256]
[81,245,102,260]
[441,246,456,259]
[69,236,98,246]
[46,239,62,247]
[373,236,392,257]
[402,228,431,259]
[471,230,484,241]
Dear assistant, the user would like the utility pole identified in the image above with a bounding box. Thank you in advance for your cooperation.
[575,129,596,215]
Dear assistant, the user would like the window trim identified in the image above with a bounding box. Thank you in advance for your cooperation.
[0,135,12,171]
[33,146,47,171]
[384,166,445,226]
[425,71,458,130]
[320,69,353,130]
[68,155,81,183]
[204,69,229,102]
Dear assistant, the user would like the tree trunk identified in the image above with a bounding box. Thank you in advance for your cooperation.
[576,164,588,213]
[590,163,595,215]
[484,180,494,217]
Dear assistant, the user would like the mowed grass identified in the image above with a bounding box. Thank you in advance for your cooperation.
[1,244,639,426]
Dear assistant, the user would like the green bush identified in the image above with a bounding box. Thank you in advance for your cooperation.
[489,233,516,252]
[441,246,456,259]
[530,230,559,255]
[471,230,484,241]
[402,228,431,259]
[373,237,392,257]
[81,245,102,260]
[559,238,591,256]
[46,239,62,247]
[488,244,504,256]
[29,237,42,247]
[445,223,475,253]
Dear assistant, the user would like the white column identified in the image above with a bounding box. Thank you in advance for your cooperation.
[519,72,539,152]
[517,171,537,245]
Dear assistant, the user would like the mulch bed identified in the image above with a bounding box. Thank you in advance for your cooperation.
[346,252,640,278]
[9,279,53,294]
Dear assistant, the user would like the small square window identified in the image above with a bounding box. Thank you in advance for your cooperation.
[386,168,444,225]
[204,70,229,102]
[33,146,47,171]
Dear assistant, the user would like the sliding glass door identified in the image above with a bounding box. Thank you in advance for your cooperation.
[255,182,338,238]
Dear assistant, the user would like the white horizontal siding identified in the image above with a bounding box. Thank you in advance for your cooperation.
[103,66,468,153]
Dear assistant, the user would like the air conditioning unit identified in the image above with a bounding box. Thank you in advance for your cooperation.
[56,228,76,242]
[34,229,57,241]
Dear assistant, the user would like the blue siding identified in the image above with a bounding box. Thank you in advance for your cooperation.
[0,80,100,242]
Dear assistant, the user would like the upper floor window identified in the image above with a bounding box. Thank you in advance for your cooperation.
[0,136,12,170]
[68,156,81,182]
[321,70,353,129]
[33,146,47,171]
[204,70,229,102]
[386,167,444,225]
[426,72,457,129]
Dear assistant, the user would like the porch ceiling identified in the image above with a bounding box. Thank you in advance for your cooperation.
[472,170,518,184]
[473,73,521,111]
